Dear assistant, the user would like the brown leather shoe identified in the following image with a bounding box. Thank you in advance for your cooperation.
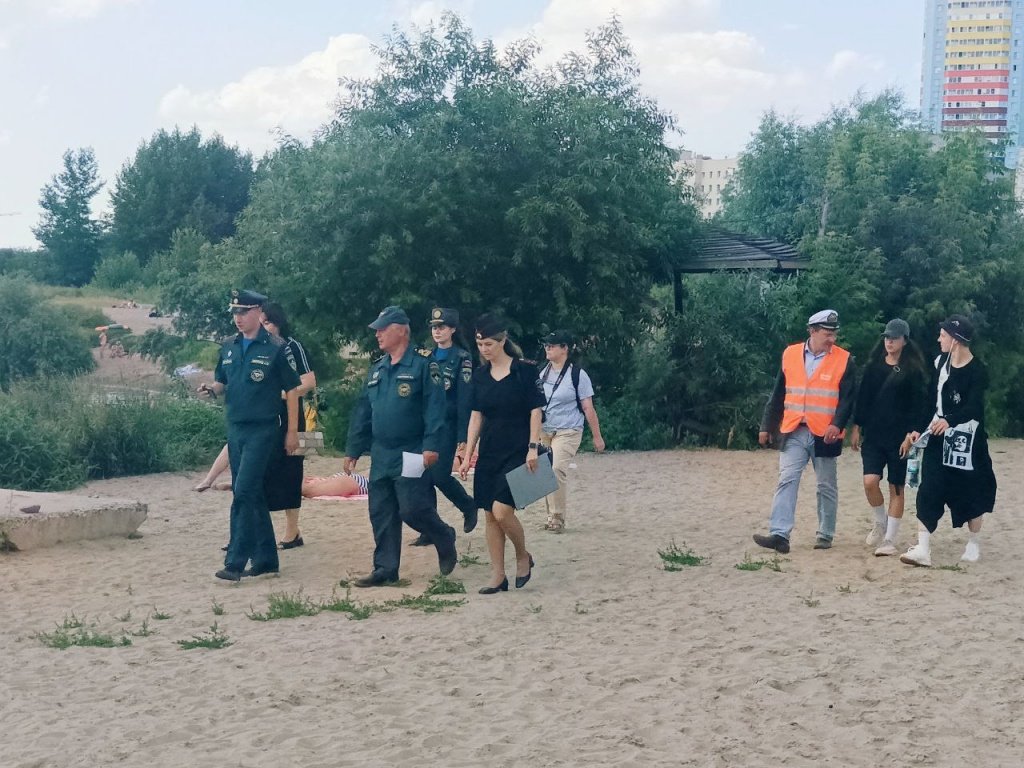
[752,533,790,554]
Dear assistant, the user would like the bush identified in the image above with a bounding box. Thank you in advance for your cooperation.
[0,276,94,390]
[92,251,144,292]
[316,359,370,454]
[0,378,225,490]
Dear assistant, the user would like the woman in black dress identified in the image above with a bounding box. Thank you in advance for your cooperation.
[461,315,545,593]
[899,315,997,567]
[261,303,317,549]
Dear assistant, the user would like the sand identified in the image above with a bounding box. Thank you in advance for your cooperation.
[3,438,1024,767]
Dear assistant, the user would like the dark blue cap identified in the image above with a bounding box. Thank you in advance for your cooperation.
[369,305,410,330]
[429,307,459,327]
[228,289,267,312]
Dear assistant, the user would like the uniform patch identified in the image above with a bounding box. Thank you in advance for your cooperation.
[444,378,451,391]
[462,368,471,383]
[250,369,266,382]
[418,348,432,357]
[429,361,441,385]
[398,382,412,397]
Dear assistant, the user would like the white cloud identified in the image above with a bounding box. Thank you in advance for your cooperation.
[32,85,50,108]
[825,49,884,79]
[158,34,377,154]
[41,0,138,20]
[0,129,11,146]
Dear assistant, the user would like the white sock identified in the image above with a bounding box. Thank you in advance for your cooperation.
[872,505,886,526]
[917,528,931,553]
[885,516,902,542]
[968,531,980,544]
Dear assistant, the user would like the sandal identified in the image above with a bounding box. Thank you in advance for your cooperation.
[543,521,564,533]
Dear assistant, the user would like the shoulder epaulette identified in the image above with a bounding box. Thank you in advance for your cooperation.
[417,347,432,357]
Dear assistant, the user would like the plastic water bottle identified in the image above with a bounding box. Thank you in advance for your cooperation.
[906,448,921,489]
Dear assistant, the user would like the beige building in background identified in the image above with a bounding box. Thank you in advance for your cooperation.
[678,151,740,218]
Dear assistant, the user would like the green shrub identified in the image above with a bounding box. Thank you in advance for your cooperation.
[0,276,95,390]
[0,378,225,490]
[137,327,222,374]
[92,251,144,292]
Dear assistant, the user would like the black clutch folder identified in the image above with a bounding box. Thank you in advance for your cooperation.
[505,452,559,509]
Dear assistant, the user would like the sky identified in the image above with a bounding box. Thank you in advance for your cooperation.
[0,0,925,249]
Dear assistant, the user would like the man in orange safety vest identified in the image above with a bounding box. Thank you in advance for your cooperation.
[753,310,857,553]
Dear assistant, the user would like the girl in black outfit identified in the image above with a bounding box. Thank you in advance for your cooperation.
[261,303,317,549]
[899,315,997,567]
[851,318,929,556]
[461,315,545,594]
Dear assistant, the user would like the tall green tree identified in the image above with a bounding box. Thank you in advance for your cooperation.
[32,148,103,286]
[161,15,699,392]
[109,127,254,264]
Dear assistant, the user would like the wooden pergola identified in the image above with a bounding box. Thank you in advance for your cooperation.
[678,229,810,273]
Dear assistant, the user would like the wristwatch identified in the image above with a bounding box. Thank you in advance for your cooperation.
[528,442,540,450]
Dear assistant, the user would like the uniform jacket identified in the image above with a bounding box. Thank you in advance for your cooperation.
[215,327,302,425]
[433,344,474,442]
[345,344,446,480]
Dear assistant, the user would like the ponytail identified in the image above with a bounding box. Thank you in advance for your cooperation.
[503,337,523,360]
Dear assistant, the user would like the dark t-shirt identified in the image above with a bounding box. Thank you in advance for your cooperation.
[855,357,928,446]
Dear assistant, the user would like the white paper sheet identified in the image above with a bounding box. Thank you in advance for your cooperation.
[401,451,426,478]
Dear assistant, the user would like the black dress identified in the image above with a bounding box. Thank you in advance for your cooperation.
[915,353,997,530]
[264,336,312,512]
[471,359,546,510]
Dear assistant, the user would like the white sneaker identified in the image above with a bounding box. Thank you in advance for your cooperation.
[899,544,932,567]
[961,540,981,563]
[865,524,886,547]
[874,540,899,557]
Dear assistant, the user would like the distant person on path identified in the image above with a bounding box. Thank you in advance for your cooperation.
[260,302,317,550]
[899,316,997,567]
[410,307,479,547]
[461,314,544,594]
[198,289,301,582]
[343,305,457,587]
[538,330,605,533]
[851,318,929,556]
[753,310,857,553]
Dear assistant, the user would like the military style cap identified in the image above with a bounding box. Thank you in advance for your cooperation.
[940,314,973,344]
[368,305,410,330]
[883,318,910,339]
[429,307,459,327]
[542,330,573,346]
[228,289,268,312]
[475,313,507,340]
[807,309,840,329]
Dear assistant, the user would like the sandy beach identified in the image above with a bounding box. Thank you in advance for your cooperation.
[3,438,1023,767]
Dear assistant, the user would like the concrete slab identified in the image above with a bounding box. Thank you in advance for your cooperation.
[0,489,147,552]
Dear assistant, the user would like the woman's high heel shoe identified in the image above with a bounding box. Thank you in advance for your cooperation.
[478,577,509,594]
[515,554,535,589]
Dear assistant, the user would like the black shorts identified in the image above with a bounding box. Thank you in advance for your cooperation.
[861,439,907,487]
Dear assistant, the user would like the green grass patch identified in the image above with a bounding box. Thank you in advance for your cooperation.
[658,540,708,569]
[211,599,225,616]
[130,618,155,637]
[151,608,172,620]
[424,574,466,595]
[458,551,483,567]
[385,594,465,614]
[320,589,377,621]
[936,563,966,572]
[177,622,233,650]
[37,626,132,649]
[735,553,783,572]
[247,590,321,621]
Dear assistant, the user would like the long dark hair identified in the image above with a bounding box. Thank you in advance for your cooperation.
[869,335,926,375]
[261,302,292,339]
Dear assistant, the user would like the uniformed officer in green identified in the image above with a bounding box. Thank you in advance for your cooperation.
[411,307,478,546]
[344,305,458,587]
[200,289,302,582]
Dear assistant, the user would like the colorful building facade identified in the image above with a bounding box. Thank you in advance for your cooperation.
[922,0,1024,166]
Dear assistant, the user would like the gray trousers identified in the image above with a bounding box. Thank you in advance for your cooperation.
[768,426,839,542]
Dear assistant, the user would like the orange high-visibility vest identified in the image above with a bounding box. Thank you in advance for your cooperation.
[779,342,851,437]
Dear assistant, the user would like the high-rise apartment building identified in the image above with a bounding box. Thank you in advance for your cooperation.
[921,0,1024,166]
[677,151,740,218]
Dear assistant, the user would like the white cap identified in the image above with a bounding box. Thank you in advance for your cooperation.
[807,309,839,329]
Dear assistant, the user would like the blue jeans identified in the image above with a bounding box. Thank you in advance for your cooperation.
[768,426,839,542]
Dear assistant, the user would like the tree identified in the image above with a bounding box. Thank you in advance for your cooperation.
[109,127,254,264]
[33,148,103,286]
[162,15,699,391]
